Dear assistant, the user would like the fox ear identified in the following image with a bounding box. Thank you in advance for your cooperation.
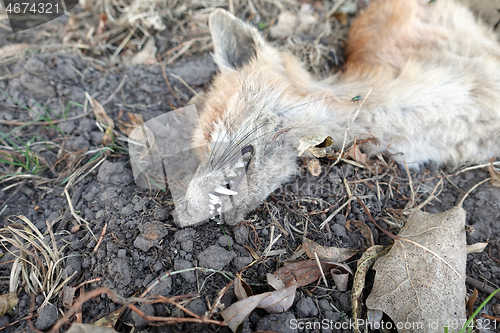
[209,9,265,71]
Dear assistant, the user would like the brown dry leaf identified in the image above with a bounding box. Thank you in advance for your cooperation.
[346,220,374,247]
[297,133,333,158]
[234,273,253,300]
[93,306,126,328]
[0,292,18,316]
[91,97,114,129]
[352,245,388,333]
[331,269,349,291]
[0,43,30,59]
[487,160,500,187]
[345,142,368,164]
[221,292,272,332]
[259,276,297,313]
[366,206,467,333]
[303,237,357,263]
[117,110,144,136]
[467,289,478,317]
[273,259,335,288]
[62,286,76,308]
[307,158,322,176]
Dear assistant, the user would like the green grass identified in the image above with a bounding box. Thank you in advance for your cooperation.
[0,136,43,175]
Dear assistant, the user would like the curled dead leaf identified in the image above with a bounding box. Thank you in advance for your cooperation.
[117,110,144,136]
[90,97,114,129]
[259,277,297,313]
[234,273,253,300]
[351,245,387,333]
[303,237,357,263]
[297,133,333,158]
[221,292,271,332]
[0,292,18,316]
[331,269,349,291]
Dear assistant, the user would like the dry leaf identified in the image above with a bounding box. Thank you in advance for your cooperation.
[0,43,30,59]
[259,276,297,313]
[91,97,114,129]
[303,237,357,263]
[307,158,322,176]
[352,245,387,333]
[0,292,18,316]
[129,38,157,65]
[221,292,271,332]
[223,259,338,332]
[234,273,253,300]
[467,242,488,254]
[467,289,478,317]
[331,269,349,291]
[345,142,368,164]
[346,220,374,247]
[93,306,126,328]
[62,286,76,308]
[297,133,333,158]
[273,259,335,288]
[117,110,144,136]
[366,206,467,333]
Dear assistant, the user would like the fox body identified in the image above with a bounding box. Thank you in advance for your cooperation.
[174,0,500,227]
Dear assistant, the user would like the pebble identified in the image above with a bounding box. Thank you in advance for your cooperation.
[197,245,235,270]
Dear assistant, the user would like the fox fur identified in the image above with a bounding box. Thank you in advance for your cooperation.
[174,0,500,227]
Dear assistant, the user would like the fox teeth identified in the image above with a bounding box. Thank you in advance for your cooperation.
[214,186,238,196]
[222,180,229,185]
[225,169,237,178]
[209,193,221,203]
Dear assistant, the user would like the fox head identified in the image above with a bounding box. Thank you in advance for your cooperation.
[174,9,324,227]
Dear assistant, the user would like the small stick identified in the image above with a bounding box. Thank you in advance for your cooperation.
[314,252,328,287]
[0,112,92,126]
[466,276,500,300]
[93,223,107,253]
[157,54,183,106]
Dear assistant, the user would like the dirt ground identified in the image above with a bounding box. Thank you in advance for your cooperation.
[1,1,500,333]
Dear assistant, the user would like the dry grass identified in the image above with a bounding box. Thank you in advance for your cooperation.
[0,215,77,309]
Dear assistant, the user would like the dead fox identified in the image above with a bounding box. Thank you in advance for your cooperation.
[174,0,500,227]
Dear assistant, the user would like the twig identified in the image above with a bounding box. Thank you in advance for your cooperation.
[157,54,183,106]
[466,276,500,300]
[0,112,92,126]
[93,223,107,253]
[314,252,328,287]
[458,178,490,207]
